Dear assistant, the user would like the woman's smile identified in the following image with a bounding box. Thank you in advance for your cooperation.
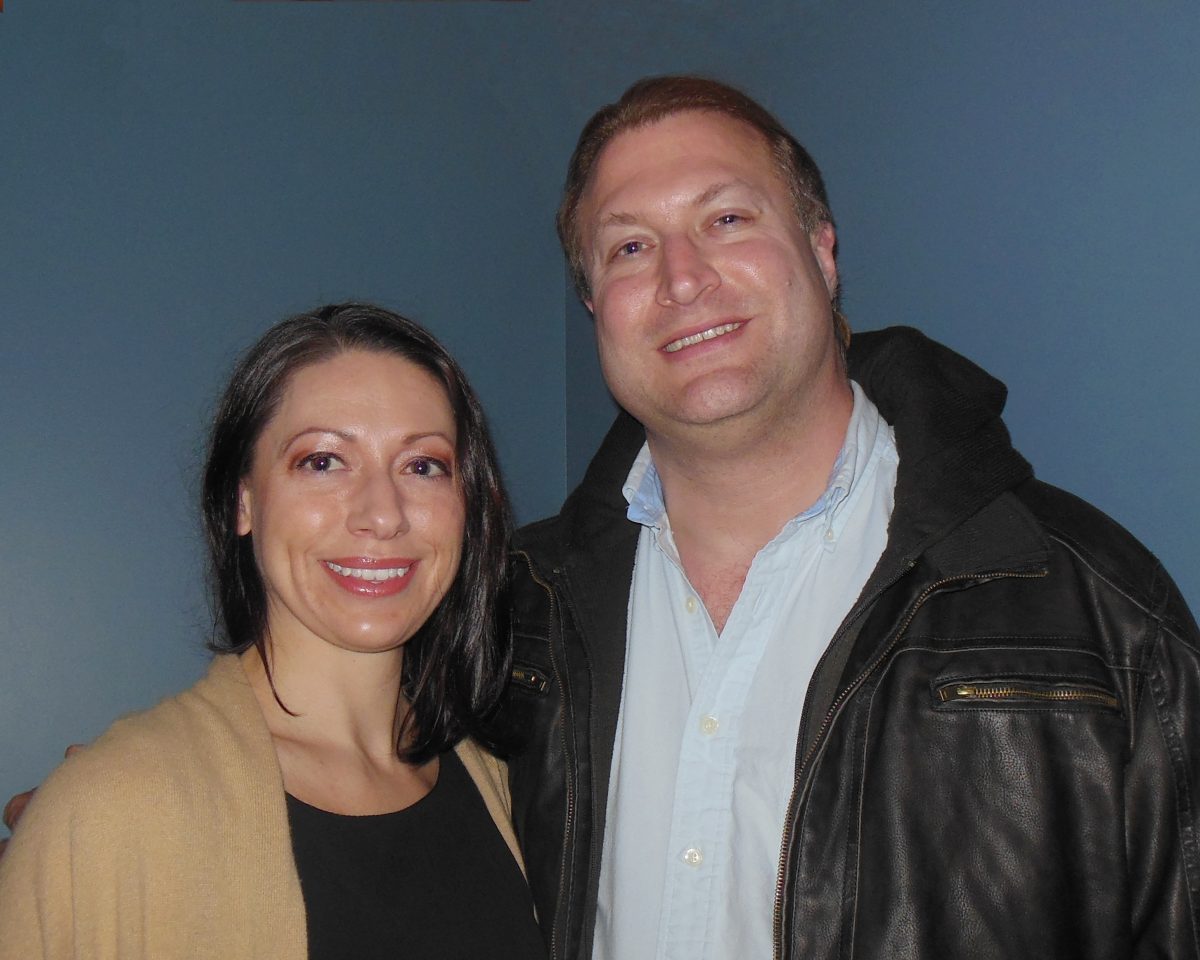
[323,558,418,596]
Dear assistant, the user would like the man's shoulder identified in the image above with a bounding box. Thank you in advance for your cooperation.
[1018,478,1160,584]
[1014,478,1193,632]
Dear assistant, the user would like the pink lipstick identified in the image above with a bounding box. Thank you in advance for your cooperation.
[323,557,417,598]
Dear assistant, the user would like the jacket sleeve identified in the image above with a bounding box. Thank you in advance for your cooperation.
[1127,563,1200,958]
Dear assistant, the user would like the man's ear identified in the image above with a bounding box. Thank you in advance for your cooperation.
[236,484,253,537]
[584,299,594,314]
[811,221,838,298]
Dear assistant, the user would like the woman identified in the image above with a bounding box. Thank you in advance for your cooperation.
[0,303,546,960]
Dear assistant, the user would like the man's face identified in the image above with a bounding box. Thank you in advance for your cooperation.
[579,110,841,441]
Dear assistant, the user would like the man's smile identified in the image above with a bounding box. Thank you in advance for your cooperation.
[662,321,744,354]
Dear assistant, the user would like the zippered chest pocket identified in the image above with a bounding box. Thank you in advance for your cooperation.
[926,646,1123,715]
[936,677,1120,711]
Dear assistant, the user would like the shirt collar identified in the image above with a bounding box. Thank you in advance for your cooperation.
[622,380,885,535]
[623,442,664,528]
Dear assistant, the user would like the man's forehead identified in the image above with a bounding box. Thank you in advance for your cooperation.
[583,116,781,226]
[588,112,772,194]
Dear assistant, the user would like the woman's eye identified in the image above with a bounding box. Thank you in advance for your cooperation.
[297,453,344,472]
[408,457,450,478]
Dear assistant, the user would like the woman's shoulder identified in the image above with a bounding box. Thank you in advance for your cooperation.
[30,656,275,826]
[0,660,306,960]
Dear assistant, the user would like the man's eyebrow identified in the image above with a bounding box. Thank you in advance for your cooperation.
[595,211,640,233]
[693,181,737,208]
[594,181,753,235]
[588,211,638,256]
[589,180,763,256]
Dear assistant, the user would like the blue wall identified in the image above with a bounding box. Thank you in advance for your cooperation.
[3,0,1198,811]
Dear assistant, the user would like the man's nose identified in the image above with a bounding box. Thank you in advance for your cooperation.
[348,469,410,539]
[656,234,719,306]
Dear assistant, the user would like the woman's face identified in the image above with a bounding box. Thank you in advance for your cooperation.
[236,349,465,657]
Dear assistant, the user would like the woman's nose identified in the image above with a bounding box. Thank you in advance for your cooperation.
[348,470,410,539]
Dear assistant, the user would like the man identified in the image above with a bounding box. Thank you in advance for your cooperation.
[6,75,1200,960]
[501,76,1200,960]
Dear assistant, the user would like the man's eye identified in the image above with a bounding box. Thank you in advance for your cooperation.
[297,453,344,472]
[613,240,645,259]
[408,457,450,478]
[714,213,745,226]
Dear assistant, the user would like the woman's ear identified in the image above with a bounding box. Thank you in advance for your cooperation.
[236,483,253,536]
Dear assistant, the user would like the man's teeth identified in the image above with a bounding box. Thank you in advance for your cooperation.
[663,321,743,353]
[326,562,409,581]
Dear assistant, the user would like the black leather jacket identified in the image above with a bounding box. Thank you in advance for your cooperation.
[504,327,1200,960]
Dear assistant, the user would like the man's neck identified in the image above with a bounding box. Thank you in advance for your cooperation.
[647,379,855,632]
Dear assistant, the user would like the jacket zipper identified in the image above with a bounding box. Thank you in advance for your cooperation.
[938,681,1119,708]
[515,550,574,960]
[770,568,1047,960]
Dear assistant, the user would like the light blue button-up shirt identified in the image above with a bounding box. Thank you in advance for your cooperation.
[592,382,898,960]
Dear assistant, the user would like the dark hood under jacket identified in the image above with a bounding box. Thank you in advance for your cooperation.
[503,326,1200,960]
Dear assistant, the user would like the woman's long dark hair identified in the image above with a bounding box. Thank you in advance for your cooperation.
[202,302,513,762]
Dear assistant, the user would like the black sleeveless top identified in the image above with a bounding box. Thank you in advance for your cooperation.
[286,749,547,960]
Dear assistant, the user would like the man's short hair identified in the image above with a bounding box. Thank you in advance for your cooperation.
[557,74,835,302]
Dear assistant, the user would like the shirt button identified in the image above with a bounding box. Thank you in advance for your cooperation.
[824,528,835,542]
[682,847,704,867]
[685,596,698,614]
[700,715,719,736]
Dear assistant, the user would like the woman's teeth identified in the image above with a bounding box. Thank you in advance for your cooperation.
[325,562,409,581]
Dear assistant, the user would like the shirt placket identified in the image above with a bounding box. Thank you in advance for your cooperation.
[655,546,781,960]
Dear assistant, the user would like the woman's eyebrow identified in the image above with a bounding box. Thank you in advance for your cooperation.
[277,427,455,454]
[277,426,354,454]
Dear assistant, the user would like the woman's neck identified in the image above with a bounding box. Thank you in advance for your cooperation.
[240,637,437,815]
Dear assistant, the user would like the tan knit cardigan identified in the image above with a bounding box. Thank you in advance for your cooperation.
[0,655,525,959]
